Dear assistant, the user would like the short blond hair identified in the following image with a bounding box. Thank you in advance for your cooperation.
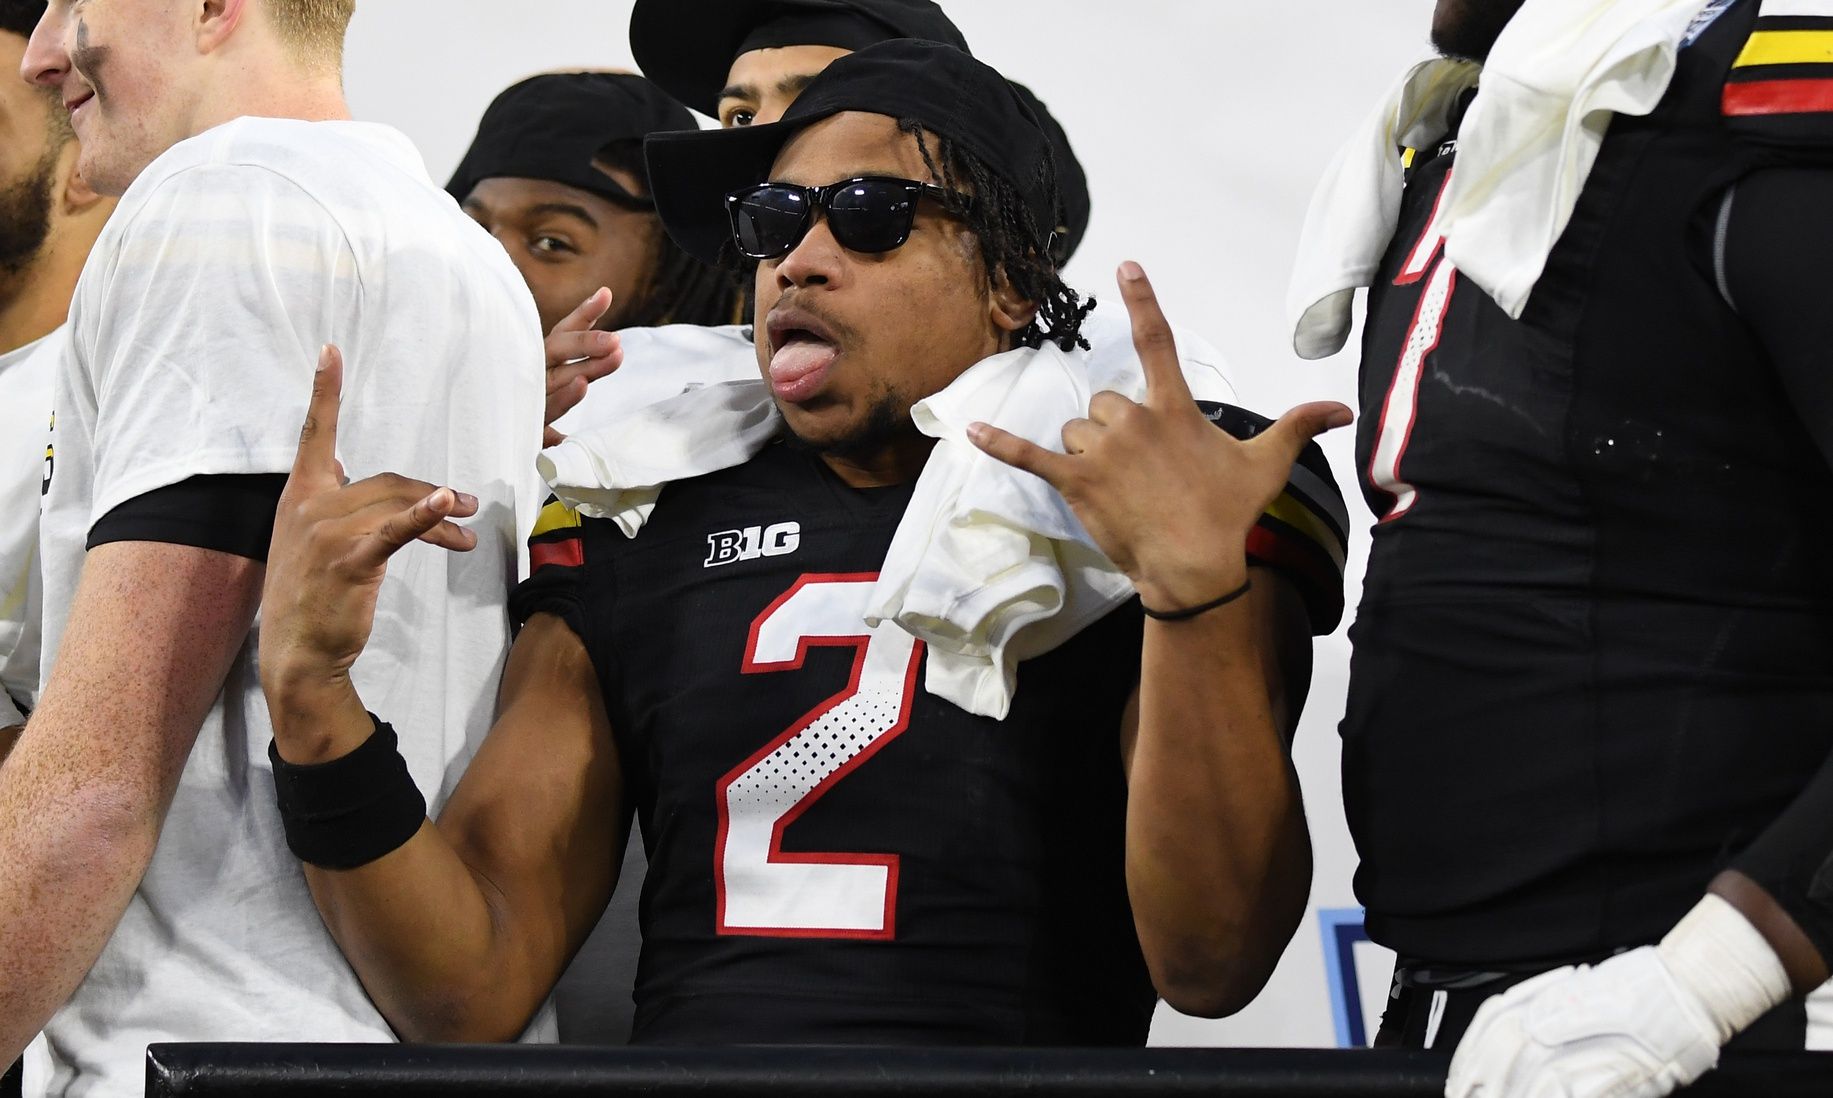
[264,0,354,67]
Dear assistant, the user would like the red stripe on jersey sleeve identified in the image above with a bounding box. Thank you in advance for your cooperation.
[1724,78,1833,117]
[530,537,584,573]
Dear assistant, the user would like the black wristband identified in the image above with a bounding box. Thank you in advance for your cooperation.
[1140,578,1254,621]
[269,715,428,870]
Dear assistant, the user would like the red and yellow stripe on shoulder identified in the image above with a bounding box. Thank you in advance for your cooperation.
[1723,0,1833,140]
[1195,400,1350,635]
[528,498,584,573]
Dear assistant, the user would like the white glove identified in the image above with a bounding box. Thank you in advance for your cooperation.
[1445,894,1792,1098]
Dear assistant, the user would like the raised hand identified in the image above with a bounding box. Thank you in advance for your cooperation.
[259,346,480,700]
[543,287,623,447]
[968,261,1351,614]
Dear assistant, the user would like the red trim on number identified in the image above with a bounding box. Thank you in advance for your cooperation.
[714,573,917,940]
[1367,261,1458,523]
[1723,79,1833,117]
[740,571,881,673]
[529,538,583,572]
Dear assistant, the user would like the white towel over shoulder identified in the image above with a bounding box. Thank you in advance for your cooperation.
[1289,0,1711,358]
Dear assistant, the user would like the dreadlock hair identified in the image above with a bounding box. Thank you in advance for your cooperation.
[596,138,745,329]
[899,118,1093,353]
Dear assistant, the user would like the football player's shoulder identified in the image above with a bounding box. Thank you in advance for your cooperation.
[1717,0,1833,160]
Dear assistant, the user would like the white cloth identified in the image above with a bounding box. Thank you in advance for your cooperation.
[550,323,760,439]
[37,117,549,1097]
[1289,0,1710,357]
[1445,895,1791,1098]
[541,321,1234,719]
[0,329,57,727]
[1288,58,1479,360]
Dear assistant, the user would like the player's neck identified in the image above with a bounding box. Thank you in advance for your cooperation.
[0,259,75,355]
[186,70,353,136]
[818,432,938,489]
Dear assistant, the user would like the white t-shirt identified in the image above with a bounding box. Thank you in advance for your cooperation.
[36,117,547,1097]
[0,329,56,727]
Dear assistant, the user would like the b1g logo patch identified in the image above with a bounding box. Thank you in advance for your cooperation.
[705,521,801,568]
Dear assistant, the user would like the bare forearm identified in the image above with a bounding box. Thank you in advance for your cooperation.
[270,679,541,1041]
[303,830,546,1041]
[0,733,165,1061]
[1125,586,1311,1018]
[0,544,261,1062]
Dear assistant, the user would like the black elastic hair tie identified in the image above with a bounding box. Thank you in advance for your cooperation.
[1141,578,1254,622]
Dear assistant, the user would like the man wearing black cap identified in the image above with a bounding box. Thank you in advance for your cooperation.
[255,40,1349,1046]
[628,0,1090,261]
[450,72,738,338]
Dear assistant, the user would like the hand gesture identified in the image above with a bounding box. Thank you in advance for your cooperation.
[543,288,623,447]
[968,262,1351,613]
[259,346,480,696]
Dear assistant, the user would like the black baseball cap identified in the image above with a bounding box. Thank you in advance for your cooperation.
[1010,82,1089,264]
[447,72,698,207]
[630,0,968,119]
[647,39,1056,268]
[0,0,43,37]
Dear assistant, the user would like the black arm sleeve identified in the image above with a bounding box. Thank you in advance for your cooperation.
[1720,166,1833,965]
[1723,168,1833,464]
[86,473,288,561]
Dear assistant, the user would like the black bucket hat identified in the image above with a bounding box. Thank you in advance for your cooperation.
[646,39,1056,269]
[447,72,698,207]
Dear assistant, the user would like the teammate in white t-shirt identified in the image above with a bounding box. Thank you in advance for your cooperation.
[0,2,545,1093]
[0,0,111,759]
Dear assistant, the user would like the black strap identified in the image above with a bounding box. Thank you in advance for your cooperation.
[1141,579,1253,622]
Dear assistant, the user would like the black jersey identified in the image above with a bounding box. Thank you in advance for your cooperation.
[512,412,1347,1045]
[1346,0,1833,968]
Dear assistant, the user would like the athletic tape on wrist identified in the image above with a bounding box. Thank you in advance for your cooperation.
[1657,893,1792,1044]
[269,715,427,871]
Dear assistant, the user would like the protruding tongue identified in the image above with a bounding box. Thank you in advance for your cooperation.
[769,338,838,400]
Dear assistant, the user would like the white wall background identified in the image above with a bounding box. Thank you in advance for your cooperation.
[343,0,1440,1048]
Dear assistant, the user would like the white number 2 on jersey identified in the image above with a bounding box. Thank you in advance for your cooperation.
[715,573,922,939]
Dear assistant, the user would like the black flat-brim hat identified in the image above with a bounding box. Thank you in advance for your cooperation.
[447,72,699,207]
[630,0,968,118]
[647,39,1055,269]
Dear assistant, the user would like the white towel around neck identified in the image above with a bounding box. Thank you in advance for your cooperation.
[538,323,1234,719]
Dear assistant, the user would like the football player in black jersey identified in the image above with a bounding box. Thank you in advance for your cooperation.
[1310,0,1833,1093]
[254,41,1352,1045]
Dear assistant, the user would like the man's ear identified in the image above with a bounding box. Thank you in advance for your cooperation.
[195,0,250,54]
[57,142,106,216]
[988,264,1038,336]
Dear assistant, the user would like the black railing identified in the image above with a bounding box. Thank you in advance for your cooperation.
[145,1045,1833,1097]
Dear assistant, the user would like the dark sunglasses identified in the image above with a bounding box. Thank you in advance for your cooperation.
[724,176,968,261]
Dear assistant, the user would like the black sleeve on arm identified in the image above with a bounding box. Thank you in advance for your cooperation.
[86,473,288,561]
[507,497,592,645]
[1732,752,1833,970]
[1722,168,1833,464]
[1195,401,1351,635]
[1719,167,1833,965]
